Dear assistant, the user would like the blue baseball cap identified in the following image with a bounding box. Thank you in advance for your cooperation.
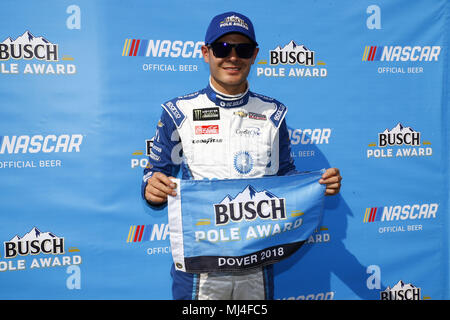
[205,12,257,45]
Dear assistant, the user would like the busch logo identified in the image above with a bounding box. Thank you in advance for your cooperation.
[3,227,65,258]
[1,31,58,61]
[378,123,420,147]
[380,281,421,300]
[214,186,286,225]
[270,40,315,66]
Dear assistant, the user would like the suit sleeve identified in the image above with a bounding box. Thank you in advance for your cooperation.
[141,108,181,201]
[277,119,298,176]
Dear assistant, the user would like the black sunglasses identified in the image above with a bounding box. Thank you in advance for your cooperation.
[208,42,256,59]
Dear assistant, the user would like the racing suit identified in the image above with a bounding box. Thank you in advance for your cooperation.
[142,80,297,300]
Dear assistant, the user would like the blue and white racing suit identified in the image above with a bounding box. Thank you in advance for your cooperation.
[142,80,297,300]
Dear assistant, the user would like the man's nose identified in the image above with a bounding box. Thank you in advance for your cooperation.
[227,47,239,60]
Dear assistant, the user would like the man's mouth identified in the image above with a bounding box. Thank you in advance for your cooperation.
[223,66,240,71]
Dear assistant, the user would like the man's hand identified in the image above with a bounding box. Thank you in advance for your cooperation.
[145,172,177,205]
[319,168,342,196]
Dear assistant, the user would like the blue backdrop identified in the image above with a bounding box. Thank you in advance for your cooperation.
[0,0,448,300]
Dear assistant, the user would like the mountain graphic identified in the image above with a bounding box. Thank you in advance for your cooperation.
[9,227,57,242]
[382,280,419,300]
[219,185,277,204]
[382,123,416,134]
[2,30,51,45]
[273,40,310,52]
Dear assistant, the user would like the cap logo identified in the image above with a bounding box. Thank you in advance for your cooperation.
[220,15,249,30]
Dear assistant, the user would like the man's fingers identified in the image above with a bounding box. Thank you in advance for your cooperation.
[144,181,168,204]
[145,190,167,204]
[319,168,342,184]
[144,172,177,204]
[154,178,177,196]
[325,183,341,191]
[318,168,342,196]
[320,168,340,180]
[146,183,172,199]
[320,175,342,184]
[153,172,177,189]
[325,187,340,195]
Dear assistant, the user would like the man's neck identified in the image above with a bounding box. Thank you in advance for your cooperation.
[209,77,248,97]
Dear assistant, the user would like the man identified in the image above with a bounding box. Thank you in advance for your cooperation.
[142,11,342,300]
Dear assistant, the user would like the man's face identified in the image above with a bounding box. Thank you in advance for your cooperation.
[202,33,259,95]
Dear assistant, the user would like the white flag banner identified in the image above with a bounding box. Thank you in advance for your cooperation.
[168,170,326,273]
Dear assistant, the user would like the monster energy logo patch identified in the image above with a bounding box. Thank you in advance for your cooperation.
[193,108,220,121]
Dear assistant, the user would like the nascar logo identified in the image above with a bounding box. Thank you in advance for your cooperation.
[126,224,169,243]
[362,45,440,62]
[122,39,203,58]
[363,207,383,223]
[363,203,438,223]
[0,134,83,154]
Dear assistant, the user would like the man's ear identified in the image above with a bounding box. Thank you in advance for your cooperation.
[201,45,210,63]
[251,47,259,65]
